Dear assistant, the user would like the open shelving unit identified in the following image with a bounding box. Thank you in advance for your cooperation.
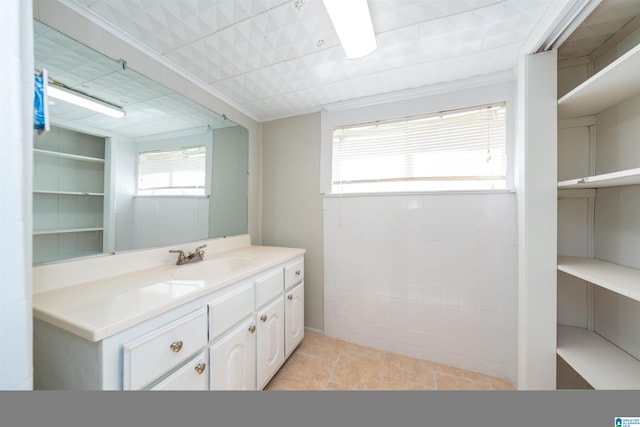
[558,256,640,302]
[556,35,640,389]
[33,125,108,264]
[558,42,640,119]
[557,325,640,390]
[33,148,105,164]
[558,168,640,189]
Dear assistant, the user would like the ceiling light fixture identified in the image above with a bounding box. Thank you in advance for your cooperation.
[47,84,126,118]
[322,0,377,59]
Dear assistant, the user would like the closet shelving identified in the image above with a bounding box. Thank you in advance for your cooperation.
[556,38,640,390]
[557,42,640,119]
[33,126,107,263]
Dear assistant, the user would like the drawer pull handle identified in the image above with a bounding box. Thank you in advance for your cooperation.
[194,362,206,374]
[287,294,293,301]
[260,314,267,322]
[248,325,256,333]
[169,340,184,353]
[295,270,301,276]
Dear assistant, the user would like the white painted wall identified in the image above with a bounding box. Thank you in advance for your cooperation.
[319,79,519,380]
[261,113,324,332]
[0,0,33,390]
[515,50,558,390]
[323,193,518,380]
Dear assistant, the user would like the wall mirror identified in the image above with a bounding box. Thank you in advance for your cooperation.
[33,20,249,265]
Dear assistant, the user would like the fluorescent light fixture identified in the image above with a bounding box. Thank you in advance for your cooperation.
[323,0,376,59]
[47,84,126,118]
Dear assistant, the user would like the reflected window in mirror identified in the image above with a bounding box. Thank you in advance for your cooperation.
[137,145,206,196]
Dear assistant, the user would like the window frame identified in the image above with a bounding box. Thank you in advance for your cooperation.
[132,127,213,198]
[320,81,515,196]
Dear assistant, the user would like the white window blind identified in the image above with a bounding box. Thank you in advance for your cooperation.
[137,145,206,196]
[332,103,507,193]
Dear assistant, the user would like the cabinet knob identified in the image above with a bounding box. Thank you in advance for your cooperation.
[260,314,267,322]
[194,362,206,374]
[295,270,301,276]
[248,325,256,333]
[287,294,293,301]
[169,340,184,353]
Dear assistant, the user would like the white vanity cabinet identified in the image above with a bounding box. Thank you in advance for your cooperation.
[149,351,209,391]
[285,282,304,358]
[209,318,256,390]
[284,258,305,358]
[256,297,285,389]
[123,308,208,390]
[32,245,305,391]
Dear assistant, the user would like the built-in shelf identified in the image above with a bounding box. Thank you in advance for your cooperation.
[558,168,640,189]
[33,148,105,163]
[34,190,104,196]
[558,256,640,303]
[557,325,640,390]
[558,42,640,119]
[557,189,596,199]
[33,227,104,236]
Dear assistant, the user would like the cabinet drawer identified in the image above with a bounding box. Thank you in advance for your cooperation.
[148,351,208,390]
[123,308,208,390]
[208,282,255,340]
[284,258,304,290]
[256,268,284,308]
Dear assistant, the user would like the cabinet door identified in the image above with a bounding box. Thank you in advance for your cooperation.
[285,282,304,357]
[256,297,285,389]
[210,318,257,390]
[149,352,208,390]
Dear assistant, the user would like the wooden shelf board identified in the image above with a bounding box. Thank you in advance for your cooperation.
[33,227,104,235]
[34,190,104,196]
[558,256,640,302]
[558,42,640,119]
[557,325,640,390]
[34,149,105,163]
[558,168,640,189]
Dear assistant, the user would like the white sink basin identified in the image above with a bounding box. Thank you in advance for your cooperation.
[170,256,254,280]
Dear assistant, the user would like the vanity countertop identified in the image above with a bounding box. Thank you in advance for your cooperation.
[32,245,305,342]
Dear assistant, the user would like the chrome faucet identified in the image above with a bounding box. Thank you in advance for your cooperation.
[169,244,207,265]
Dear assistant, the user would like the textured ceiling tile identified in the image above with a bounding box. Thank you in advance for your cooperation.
[61,0,594,121]
[418,4,499,62]
[270,0,340,57]
[420,0,500,21]
[369,0,421,33]
[473,41,521,74]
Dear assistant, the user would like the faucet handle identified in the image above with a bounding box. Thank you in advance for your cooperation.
[194,244,207,260]
[169,249,187,264]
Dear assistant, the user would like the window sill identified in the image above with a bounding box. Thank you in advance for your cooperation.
[322,189,515,198]
[134,194,210,198]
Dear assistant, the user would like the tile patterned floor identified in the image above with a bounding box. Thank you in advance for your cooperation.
[265,332,515,391]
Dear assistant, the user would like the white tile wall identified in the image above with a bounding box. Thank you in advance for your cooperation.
[323,192,518,380]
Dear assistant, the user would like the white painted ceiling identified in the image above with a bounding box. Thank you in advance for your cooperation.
[65,0,571,122]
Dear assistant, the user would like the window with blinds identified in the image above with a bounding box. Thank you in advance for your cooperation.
[137,145,206,196]
[331,103,507,193]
